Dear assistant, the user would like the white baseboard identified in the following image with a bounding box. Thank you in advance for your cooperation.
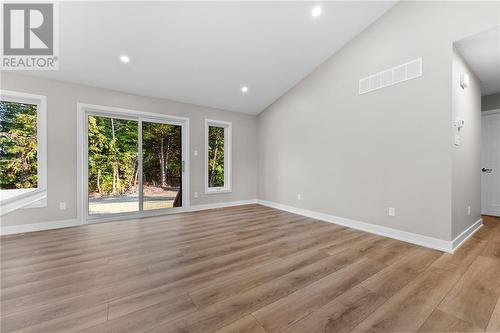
[189,199,258,212]
[257,199,482,253]
[451,218,483,250]
[0,218,82,236]
[0,199,259,236]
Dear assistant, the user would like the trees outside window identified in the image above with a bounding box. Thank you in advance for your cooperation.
[208,126,225,188]
[0,91,47,215]
[0,101,38,190]
[205,119,231,194]
[87,115,183,215]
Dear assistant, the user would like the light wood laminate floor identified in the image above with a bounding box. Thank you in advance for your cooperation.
[1,204,499,333]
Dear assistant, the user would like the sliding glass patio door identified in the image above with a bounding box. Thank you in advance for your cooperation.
[86,114,184,217]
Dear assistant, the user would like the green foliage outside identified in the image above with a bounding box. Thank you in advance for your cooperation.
[0,101,38,190]
[142,121,182,189]
[208,126,225,187]
[87,115,182,197]
[88,116,138,196]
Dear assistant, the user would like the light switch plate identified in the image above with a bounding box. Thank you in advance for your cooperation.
[388,207,396,217]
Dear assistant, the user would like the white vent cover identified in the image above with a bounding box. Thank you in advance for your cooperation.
[359,58,422,94]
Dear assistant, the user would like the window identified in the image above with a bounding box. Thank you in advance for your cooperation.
[0,90,47,215]
[86,115,184,216]
[79,103,189,221]
[205,119,232,194]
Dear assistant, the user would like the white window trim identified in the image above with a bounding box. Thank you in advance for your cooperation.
[205,119,232,194]
[0,90,47,216]
[77,103,190,224]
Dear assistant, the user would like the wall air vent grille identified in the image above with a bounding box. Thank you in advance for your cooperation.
[359,58,422,95]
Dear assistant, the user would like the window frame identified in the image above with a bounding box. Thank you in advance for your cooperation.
[0,90,47,215]
[205,119,232,194]
[77,103,190,223]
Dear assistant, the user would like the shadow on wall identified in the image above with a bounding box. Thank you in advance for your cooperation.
[482,93,500,111]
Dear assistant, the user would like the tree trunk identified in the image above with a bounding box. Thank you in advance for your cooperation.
[112,164,120,194]
[164,138,170,187]
[97,169,102,193]
[133,160,139,188]
[160,138,167,187]
[209,139,218,187]
[111,118,117,194]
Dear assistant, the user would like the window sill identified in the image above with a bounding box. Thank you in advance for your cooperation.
[205,188,232,195]
[0,189,47,216]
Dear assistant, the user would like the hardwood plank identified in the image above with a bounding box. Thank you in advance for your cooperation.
[214,315,267,333]
[285,286,386,333]
[1,305,107,333]
[351,267,463,332]
[431,237,488,273]
[80,294,196,333]
[362,247,442,298]
[486,295,500,332]
[418,309,484,332]
[252,257,384,332]
[189,249,328,308]
[436,256,500,329]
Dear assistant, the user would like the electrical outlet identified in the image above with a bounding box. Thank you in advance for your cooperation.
[194,192,198,198]
[297,193,301,201]
[467,206,471,216]
[59,202,67,210]
[388,207,396,217]
[194,150,198,156]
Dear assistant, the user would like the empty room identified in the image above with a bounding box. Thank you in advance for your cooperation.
[1,1,500,332]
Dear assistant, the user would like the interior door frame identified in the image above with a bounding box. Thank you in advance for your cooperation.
[481,108,500,216]
[77,103,190,224]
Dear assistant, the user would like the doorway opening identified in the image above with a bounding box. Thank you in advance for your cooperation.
[454,26,500,220]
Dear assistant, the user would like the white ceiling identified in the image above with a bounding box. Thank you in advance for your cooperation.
[27,1,397,114]
[455,26,500,96]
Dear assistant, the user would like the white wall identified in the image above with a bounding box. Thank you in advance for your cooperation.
[258,1,499,241]
[451,48,482,238]
[0,73,257,227]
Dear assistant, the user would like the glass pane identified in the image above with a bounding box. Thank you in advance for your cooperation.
[142,122,182,210]
[0,101,38,190]
[88,115,139,215]
[208,125,225,188]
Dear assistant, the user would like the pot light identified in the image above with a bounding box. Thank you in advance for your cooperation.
[120,55,130,63]
[311,6,322,18]
[241,86,249,94]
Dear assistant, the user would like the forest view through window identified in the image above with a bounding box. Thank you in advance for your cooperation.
[142,121,182,210]
[208,125,225,188]
[87,115,182,215]
[0,101,38,192]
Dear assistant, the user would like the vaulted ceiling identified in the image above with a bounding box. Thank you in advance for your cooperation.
[27,1,397,114]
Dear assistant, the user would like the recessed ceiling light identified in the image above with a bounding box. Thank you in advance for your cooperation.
[241,86,249,94]
[120,55,130,63]
[311,6,322,18]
